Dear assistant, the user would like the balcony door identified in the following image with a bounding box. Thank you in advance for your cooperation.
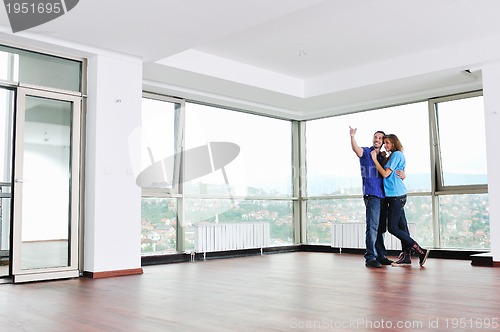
[0,87,14,282]
[11,87,81,283]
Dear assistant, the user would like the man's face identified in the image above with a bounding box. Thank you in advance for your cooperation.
[372,133,384,148]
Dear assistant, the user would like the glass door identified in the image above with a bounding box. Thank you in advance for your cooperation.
[0,87,15,281]
[11,88,81,283]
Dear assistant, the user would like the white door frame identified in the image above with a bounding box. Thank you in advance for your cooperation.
[11,87,81,283]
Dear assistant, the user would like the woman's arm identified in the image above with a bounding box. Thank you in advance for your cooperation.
[370,150,392,178]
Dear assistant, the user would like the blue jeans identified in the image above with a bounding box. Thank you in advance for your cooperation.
[363,195,388,261]
[386,195,414,251]
[377,199,389,257]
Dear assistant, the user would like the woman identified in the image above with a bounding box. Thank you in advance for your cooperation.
[370,134,430,267]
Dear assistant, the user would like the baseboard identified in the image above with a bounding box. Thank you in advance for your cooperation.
[139,245,492,267]
[470,252,495,267]
[83,268,144,279]
[195,245,302,260]
[142,253,192,266]
[301,245,341,253]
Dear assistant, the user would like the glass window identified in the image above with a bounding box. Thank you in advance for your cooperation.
[184,198,293,248]
[140,90,490,254]
[404,195,433,248]
[306,196,432,248]
[306,198,365,244]
[138,97,178,190]
[305,102,434,249]
[434,95,487,187]
[183,104,294,251]
[140,95,182,255]
[0,88,14,183]
[141,197,177,255]
[0,88,14,273]
[0,50,18,82]
[438,194,489,249]
[0,45,82,92]
[185,103,292,197]
[306,101,431,196]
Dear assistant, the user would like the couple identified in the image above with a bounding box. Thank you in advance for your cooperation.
[350,126,430,268]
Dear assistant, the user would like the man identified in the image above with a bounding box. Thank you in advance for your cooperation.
[350,126,401,268]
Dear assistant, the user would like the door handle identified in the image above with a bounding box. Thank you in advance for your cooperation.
[15,179,23,183]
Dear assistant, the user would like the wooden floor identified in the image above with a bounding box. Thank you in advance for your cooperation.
[0,252,499,331]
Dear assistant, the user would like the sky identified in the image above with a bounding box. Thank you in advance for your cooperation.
[138,96,488,195]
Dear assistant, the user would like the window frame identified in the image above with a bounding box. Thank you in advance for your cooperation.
[141,92,184,197]
[140,94,299,255]
[141,88,490,253]
[429,90,487,194]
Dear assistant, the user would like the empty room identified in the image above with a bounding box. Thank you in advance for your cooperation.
[0,1,499,331]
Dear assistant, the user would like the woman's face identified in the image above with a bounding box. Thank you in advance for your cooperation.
[384,138,394,151]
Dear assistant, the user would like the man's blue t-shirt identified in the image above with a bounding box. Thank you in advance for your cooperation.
[383,151,407,197]
[359,147,385,198]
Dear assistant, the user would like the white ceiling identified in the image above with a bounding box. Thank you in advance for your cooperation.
[1,0,500,119]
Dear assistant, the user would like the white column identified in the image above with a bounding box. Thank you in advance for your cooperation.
[482,63,500,262]
[84,53,143,275]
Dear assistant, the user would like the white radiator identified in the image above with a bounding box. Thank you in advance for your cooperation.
[195,222,270,254]
[331,222,416,251]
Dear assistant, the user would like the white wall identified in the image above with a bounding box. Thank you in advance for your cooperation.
[85,53,142,273]
[482,63,500,262]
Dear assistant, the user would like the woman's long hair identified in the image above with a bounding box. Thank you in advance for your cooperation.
[384,134,404,153]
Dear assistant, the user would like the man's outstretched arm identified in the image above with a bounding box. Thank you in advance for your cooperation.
[350,126,363,158]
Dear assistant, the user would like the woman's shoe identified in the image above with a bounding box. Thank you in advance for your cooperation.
[412,243,430,266]
[391,251,411,267]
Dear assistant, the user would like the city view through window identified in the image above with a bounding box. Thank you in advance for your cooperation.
[141,94,489,255]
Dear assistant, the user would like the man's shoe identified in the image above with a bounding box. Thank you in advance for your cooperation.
[391,251,411,267]
[365,259,382,268]
[378,257,393,265]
